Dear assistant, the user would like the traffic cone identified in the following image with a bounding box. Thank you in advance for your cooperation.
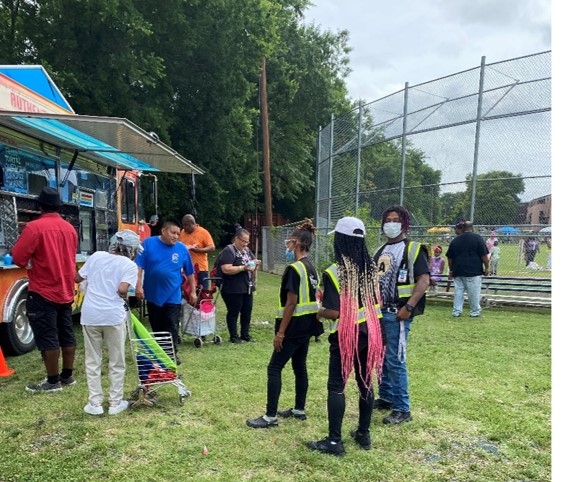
[0,346,15,377]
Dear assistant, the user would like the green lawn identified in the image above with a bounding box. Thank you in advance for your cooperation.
[0,270,551,481]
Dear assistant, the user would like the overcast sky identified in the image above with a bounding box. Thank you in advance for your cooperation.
[304,0,551,102]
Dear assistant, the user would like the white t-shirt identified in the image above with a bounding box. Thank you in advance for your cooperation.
[78,251,138,326]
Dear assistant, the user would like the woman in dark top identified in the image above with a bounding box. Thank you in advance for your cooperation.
[217,226,260,343]
[246,219,322,428]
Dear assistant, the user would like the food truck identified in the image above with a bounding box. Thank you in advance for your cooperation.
[0,65,203,355]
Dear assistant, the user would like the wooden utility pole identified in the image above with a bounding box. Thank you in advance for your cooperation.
[260,57,274,271]
[260,57,273,228]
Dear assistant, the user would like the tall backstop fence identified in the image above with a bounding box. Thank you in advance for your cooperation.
[316,51,551,234]
[262,52,551,286]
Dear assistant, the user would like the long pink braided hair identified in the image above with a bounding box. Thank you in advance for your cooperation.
[334,231,384,393]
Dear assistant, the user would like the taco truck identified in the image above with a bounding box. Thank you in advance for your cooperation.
[0,65,203,355]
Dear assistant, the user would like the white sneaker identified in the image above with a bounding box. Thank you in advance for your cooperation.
[108,400,129,415]
[84,403,104,416]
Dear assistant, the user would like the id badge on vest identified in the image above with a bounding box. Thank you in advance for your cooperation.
[398,268,408,283]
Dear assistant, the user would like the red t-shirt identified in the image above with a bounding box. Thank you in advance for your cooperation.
[12,213,78,303]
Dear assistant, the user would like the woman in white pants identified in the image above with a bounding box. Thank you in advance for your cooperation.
[75,230,139,415]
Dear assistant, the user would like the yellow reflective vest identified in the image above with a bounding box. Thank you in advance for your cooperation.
[276,260,318,318]
[396,241,422,300]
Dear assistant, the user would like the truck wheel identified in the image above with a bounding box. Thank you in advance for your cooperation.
[0,289,35,356]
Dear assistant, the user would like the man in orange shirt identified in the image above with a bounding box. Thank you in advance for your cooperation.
[180,214,215,288]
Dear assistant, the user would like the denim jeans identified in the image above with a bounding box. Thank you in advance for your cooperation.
[453,276,482,316]
[266,336,310,417]
[379,312,412,413]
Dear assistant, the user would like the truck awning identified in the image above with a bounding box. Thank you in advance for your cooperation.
[0,111,204,174]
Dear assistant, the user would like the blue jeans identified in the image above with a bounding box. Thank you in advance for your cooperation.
[379,312,412,413]
[453,276,482,316]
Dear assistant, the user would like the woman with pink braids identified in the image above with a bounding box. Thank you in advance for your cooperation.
[307,217,384,456]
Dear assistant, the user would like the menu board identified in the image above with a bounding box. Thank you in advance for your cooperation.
[2,147,28,193]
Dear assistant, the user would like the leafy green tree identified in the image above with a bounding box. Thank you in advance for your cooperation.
[0,0,353,243]
[466,171,525,225]
[440,191,466,224]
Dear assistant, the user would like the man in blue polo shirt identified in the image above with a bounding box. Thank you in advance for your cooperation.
[135,219,197,362]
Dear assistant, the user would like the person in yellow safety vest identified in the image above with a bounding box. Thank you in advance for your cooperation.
[307,217,384,456]
[246,219,322,429]
[372,205,430,425]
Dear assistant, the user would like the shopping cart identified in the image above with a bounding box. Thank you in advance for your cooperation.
[128,312,191,407]
[181,276,223,348]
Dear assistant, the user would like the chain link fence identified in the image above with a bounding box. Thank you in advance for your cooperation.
[264,52,551,282]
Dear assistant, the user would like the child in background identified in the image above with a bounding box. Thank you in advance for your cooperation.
[490,240,501,275]
[429,245,446,291]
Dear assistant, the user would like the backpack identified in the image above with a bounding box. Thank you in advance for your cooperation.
[210,244,236,288]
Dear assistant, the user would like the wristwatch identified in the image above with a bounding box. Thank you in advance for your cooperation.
[405,303,414,312]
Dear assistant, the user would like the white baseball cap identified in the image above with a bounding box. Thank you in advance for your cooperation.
[328,217,366,237]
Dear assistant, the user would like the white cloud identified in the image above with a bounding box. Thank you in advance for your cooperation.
[305,0,551,101]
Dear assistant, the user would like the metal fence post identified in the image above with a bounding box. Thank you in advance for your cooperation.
[355,103,363,215]
[400,82,409,205]
[315,125,322,265]
[328,113,334,227]
[470,56,486,222]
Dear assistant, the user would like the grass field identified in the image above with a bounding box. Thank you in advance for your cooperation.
[0,270,551,481]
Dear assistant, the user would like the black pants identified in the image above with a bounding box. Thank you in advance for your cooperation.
[146,302,181,350]
[220,292,253,339]
[266,336,310,417]
[326,331,374,442]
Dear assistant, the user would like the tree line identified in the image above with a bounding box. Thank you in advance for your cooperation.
[0,0,525,243]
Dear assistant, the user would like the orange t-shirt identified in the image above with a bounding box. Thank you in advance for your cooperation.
[179,225,215,271]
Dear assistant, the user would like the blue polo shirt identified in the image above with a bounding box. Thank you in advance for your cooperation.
[135,237,194,306]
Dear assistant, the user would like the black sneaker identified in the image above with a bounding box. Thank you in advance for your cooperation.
[25,378,63,393]
[60,376,76,386]
[241,336,256,342]
[306,437,345,456]
[246,416,278,428]
[350,429,371,450]
[230,336,243,344]
[373,398,392,410]
[277,408,307,420]
[383,410,412,425]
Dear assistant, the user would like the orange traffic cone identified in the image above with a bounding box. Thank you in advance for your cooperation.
[0,346,15,377]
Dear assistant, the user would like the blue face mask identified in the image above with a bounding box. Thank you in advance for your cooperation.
[285,248,296,263]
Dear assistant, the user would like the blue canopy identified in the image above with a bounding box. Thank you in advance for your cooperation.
[0,65,73,112]
[0,65,203,174]
[0,112,204,174]
[496,226,521,234]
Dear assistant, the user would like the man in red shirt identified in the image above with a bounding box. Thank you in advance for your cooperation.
[12,187,78,393]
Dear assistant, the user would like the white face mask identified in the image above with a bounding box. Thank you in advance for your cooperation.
[383,222,403,239]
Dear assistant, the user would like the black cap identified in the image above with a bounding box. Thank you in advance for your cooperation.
[38,187,61,207]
